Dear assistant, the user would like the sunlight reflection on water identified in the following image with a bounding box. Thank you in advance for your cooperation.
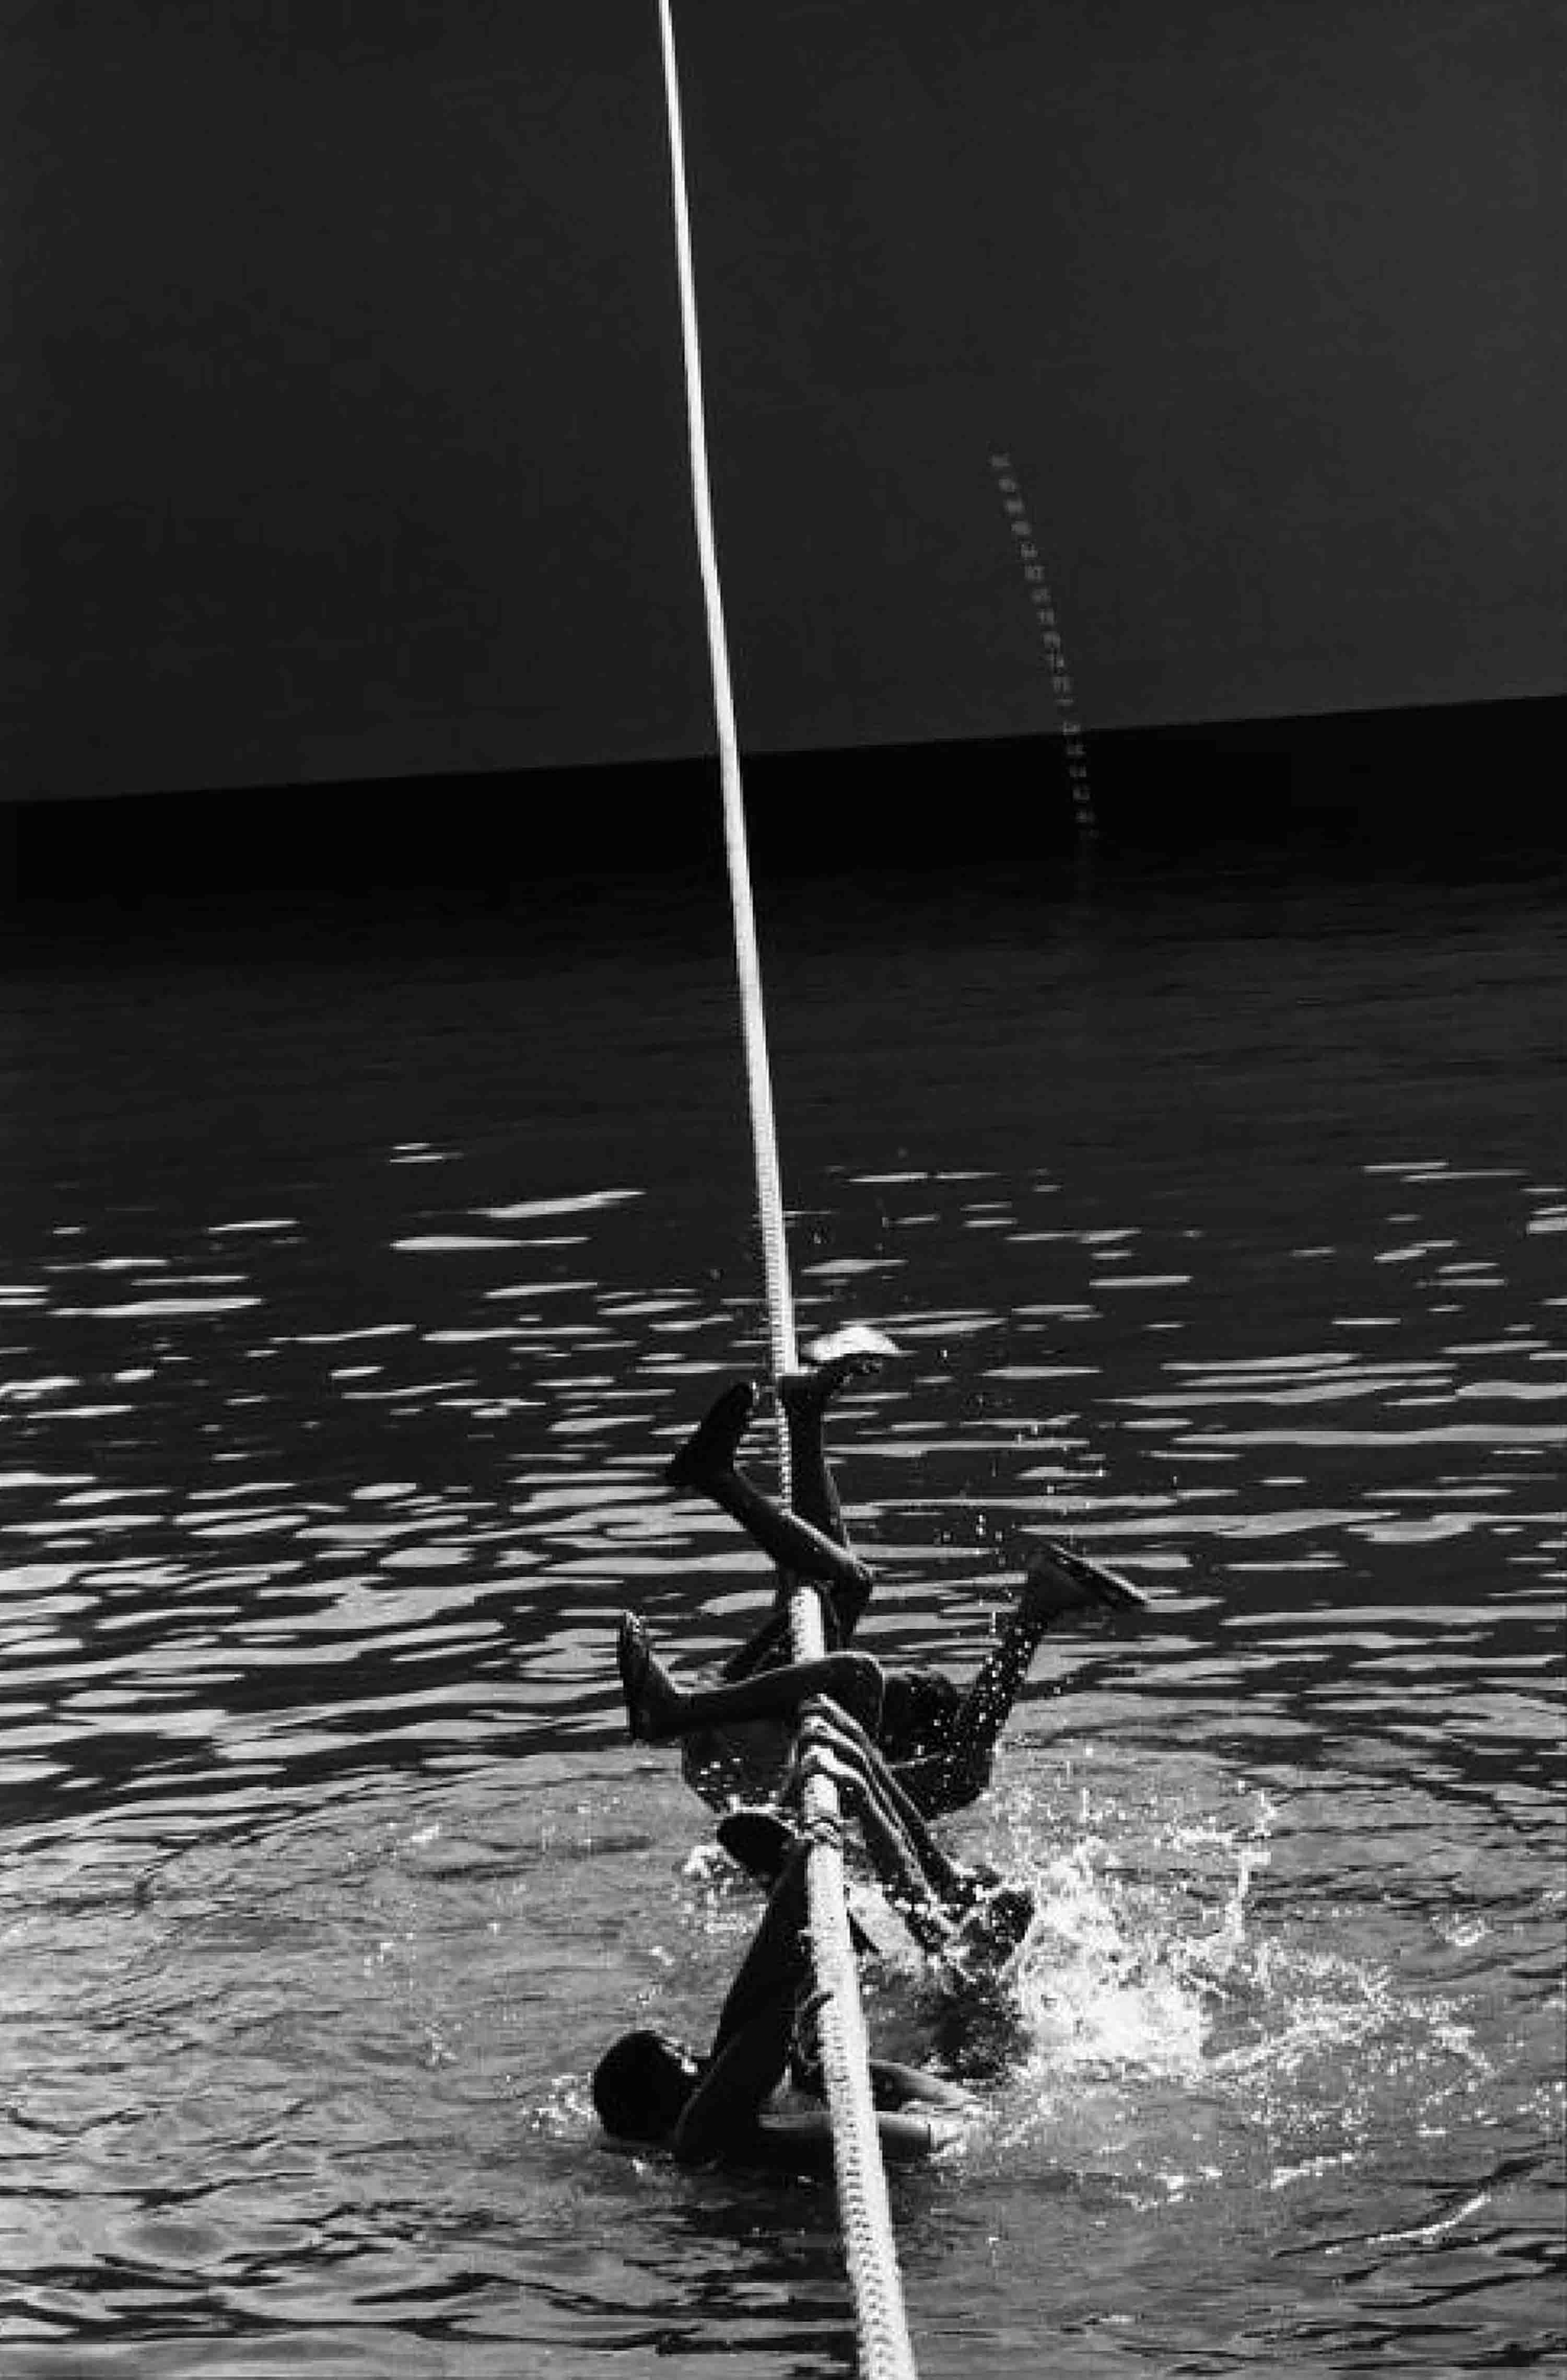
[0,862,1562,2374]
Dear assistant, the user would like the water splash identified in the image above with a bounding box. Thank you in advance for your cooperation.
[965,1784,1277,2098]
[1001,1839,1214,2081]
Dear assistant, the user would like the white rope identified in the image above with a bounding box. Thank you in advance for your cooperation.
[652,7,919,2373]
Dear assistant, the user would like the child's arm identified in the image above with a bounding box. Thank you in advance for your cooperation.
[673,1848,813,2164]
[897,1555,1127,1816]
[801,1698,978,1910]
[874,2107,968,2161]
[794,1710,981,1955]
[672,1996,798,2165]
[868,2057,977,2114]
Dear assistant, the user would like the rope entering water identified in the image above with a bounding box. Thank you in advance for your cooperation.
[652,6,918,2370]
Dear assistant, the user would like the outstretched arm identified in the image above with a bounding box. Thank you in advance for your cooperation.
[674,1835,961,2169]
[800,1703,1038,1986]
[806,1699,974,1901]
[789,1984,976,2117]
[794,1700,982,1956]
[672,1848,813,2165]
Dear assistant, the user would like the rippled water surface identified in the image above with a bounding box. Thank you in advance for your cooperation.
[2,855,1563,2377]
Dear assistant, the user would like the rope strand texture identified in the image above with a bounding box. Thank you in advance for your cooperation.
[653,7,918,2370]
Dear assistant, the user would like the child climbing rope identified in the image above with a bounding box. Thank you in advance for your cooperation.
[591,1686,1065,2167]
[622,1327,1148,1821]
[590,1808,977,2171]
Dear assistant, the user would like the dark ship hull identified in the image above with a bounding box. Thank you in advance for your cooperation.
[6,4,1561,812]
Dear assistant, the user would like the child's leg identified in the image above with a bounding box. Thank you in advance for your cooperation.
[665,1386,872,1599]
[701,1469,872,1597]
[942,1601,1053,1784]
[779,1373,847,1546]
[933,1548,1151,1811]
[781,1325,902,1545]
[794,1728,962,1958]
[618,1612,885,1741]
[662,1357,893,1688]
[656,1384,786,1684]
[707,1846,812,2051]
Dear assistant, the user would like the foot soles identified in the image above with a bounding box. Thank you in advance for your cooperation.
[1033,1539,1152,1615]
[665,1381,757,1489]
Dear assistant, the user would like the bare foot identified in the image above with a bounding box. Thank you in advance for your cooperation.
[616,1611,685,1741]
[664,1381,757,1490]
[783,1324,904,1416]
[1021,1543,1151,1623]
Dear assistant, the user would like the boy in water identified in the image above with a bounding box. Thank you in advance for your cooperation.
[624,1328,1147,1820]
[590,1830,976,2170]
[785,1695,1042,2083]
[591,1693,1044,2166]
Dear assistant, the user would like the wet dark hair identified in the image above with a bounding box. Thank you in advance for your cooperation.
[878,1665,961,1761]
[591,2029,701,2144]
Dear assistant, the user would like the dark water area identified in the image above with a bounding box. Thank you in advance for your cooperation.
[1,846,1562,2376]
[11,692,1566,902]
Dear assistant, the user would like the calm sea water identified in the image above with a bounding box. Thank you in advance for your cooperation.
[1,850,1563,2378]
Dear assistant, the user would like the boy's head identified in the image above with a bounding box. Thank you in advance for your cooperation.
[592,2028,703,2143]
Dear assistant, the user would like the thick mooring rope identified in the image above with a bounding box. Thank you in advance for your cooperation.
[652,7,919,2373]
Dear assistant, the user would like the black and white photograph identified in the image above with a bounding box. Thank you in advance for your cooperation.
[2,7,1562,2376]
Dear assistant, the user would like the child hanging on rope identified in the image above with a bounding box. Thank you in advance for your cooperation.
[590,1692,1050,2166]
[721,1695,1037,1985]
[770,1694,1047,2085]
[620,1326,1148,1822]
[590,1810,977,2172]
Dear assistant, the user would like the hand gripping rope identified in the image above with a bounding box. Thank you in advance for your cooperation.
[653,7,920,2373]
